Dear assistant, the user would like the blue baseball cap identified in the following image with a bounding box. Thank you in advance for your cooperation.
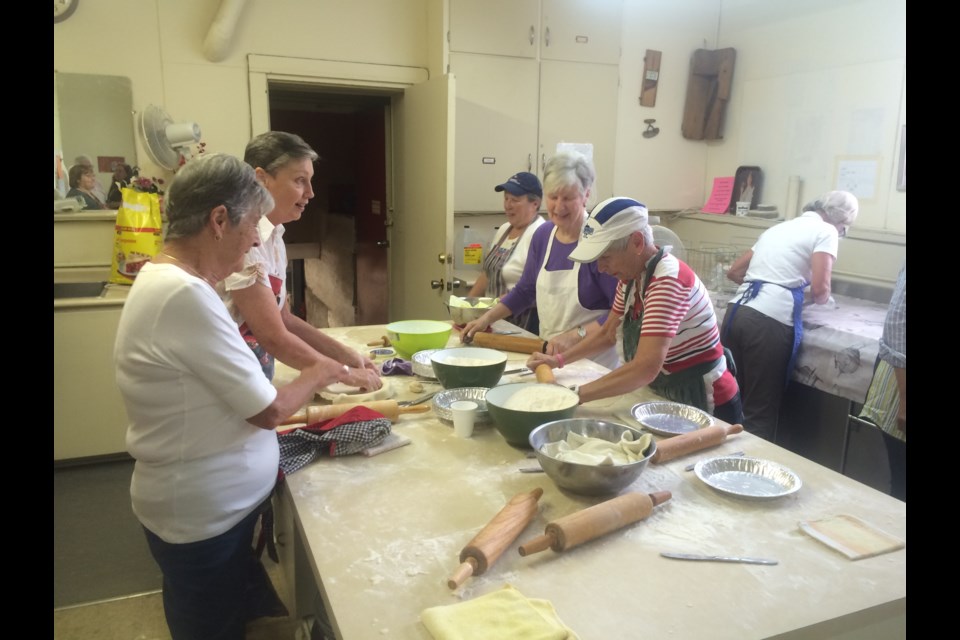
[494,172,543,198]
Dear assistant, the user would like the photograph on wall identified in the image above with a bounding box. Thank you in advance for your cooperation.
[728,166,762,213]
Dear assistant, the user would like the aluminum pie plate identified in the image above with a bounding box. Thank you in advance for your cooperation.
[630,401,714,436]
[695,456,802,500]
[411,349,441,379]
[433,387,491,425]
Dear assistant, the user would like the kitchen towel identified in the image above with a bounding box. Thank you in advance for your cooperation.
[421,584,579,640]
[277,406,392,477]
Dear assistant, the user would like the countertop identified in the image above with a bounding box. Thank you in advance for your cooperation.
[716,293,887,404]
[278,324,906,640]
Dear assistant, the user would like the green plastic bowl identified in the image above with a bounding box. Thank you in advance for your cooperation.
[385,320,453,359]
[430,347,507,389]
[485,383,580,447]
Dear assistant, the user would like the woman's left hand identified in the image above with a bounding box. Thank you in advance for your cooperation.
[546,328,581,356]
[341,366,383,391]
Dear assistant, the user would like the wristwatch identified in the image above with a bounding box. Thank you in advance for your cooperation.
[576,325,587,339]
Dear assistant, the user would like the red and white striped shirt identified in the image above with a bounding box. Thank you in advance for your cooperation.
[612,252,737,404]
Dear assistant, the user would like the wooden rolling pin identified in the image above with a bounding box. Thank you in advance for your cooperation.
[448,488,544,589]
[518,491,671,557]
[650,423,744,465]
[463,331,546,354]
[535,364,556,384]
[281,400,430,425]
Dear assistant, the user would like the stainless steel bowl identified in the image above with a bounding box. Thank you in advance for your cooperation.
[529,418,656,496]
[446,296,498,325]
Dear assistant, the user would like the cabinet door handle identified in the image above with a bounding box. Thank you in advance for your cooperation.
[544,26,551,47]
[529,25,535,46]
[431,279,445,290]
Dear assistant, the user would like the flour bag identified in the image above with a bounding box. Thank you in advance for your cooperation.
[109,187,163,284]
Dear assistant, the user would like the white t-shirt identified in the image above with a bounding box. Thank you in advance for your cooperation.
[219,216,288,325]
[491,215,545,291]
[115,262,279,543]
[734,211,839,325]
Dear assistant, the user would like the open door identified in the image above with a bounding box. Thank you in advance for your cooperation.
[389,74,455,321]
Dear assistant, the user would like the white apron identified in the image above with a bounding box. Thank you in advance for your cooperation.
[535,227,620,370]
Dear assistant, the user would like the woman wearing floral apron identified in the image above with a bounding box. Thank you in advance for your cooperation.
[527,197,743,425]
[467,172,545,333]
[462,152,619,370]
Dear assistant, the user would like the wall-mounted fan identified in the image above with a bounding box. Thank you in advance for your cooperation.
[137,104,202,170]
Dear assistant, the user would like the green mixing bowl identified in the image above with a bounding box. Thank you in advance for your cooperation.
[385,320,453,359]
[485,382,580,447]
[430,347,507,389]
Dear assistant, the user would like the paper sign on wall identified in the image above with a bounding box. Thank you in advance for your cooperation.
[701,177,735,214]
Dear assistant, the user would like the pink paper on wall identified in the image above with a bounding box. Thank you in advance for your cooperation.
[701,177,735,214]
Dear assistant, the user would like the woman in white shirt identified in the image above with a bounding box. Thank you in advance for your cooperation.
[467,171,545,332]
[115,153,342,639]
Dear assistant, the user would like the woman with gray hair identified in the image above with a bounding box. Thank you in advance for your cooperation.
[219,131,381,390]
[721,190,859,441]
[462,151,619,368]
[115,153,342,639]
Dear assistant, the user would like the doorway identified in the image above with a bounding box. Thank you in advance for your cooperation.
[268,84,391,327]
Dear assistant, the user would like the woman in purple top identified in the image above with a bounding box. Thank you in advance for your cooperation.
[462,151,620,369]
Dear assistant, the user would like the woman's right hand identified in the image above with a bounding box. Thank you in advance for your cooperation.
[526,351,557,371]
[461,315,492,342]
[340,365,383,391]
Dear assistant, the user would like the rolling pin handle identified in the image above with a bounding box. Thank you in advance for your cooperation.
[649,490,672,506]
[727,423,744,435]
[447,557,479,590]
[518,533,554,557]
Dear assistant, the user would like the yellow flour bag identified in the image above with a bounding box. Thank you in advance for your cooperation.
[110,187,163,284]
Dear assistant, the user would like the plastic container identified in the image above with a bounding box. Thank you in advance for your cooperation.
[455,225,484,272]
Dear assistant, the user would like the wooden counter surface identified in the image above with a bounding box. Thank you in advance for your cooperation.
[278,324,906,640]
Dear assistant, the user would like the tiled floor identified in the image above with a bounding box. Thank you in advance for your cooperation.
[53,563,310,640]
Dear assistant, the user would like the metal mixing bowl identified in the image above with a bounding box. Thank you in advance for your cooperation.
[446,296,498,325]
[529,418,656,496]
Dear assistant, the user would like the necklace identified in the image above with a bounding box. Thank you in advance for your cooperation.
[158,252,216,288]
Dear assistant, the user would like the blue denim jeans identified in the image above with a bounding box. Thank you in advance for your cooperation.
[143,499,285,640]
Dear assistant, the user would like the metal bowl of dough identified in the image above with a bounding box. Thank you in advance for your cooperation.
[630,401,714,437]
[529,419,656,496]
[411,349,441,379]
[446,296,498,325]
[695,456,802,500]
[433,387,491,425]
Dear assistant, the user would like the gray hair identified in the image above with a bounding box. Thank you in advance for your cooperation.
[602,226,654,255]
[164,153,274,241]
[803,190,859,226]
[542,151,596,198]
[244,131,319,175]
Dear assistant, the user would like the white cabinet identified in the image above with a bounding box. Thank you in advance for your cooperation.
[449,0,622,64]
[449,0,622,212]
[450,52,539,211]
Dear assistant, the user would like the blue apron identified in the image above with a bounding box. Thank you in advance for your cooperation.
[723,280,806,388]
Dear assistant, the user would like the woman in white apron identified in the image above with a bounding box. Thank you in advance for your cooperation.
[462,152,620,370]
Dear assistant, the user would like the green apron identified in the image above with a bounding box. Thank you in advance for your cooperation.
[621,248,725,412]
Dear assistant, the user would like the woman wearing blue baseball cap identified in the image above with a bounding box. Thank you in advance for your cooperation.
[466,171,546,332]
[462,152,620,369]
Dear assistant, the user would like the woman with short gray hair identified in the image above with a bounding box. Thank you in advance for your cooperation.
[463,151,620,369]
[115,152,342,639]
[721,190,860,441]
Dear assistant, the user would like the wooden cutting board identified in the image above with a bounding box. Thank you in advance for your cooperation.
[798,514,905,560]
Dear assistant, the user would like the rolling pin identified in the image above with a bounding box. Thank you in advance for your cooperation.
[448,488,544,589]
[650,423,744,465]
[518,491,671,557]
[281,400,430,425]
[463,331,546,354]
[535,364,556,384]
[367,336,390,347]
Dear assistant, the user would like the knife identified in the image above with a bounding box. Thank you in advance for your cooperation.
[660,552,778,566]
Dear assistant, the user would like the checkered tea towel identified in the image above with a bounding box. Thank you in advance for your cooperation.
[277,406,392,478]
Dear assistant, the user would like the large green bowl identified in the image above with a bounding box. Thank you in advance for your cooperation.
[430,347,507,389]
[485,383,580,447]
[385,320,453,359]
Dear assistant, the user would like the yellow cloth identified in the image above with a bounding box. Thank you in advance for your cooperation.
[421,584,579,640]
